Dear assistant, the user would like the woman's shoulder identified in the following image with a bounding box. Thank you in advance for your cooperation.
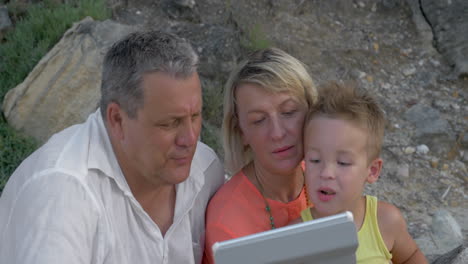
[206,170,262,225]
[207,171,252,209]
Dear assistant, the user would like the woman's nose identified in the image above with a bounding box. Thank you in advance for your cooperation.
[270,117,286,141]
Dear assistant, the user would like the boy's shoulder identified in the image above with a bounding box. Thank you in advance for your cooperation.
[376,200,408,248]
[377,200,404,224]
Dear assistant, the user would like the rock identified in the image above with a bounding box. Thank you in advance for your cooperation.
[404,103,455,153]
[431,244,468,264]
[420,0,468,77]
[463,151,468,163]
[402,66,416,76]
[416,144,430,155]
[0,5,12,34]
[433,99,451,111]
[2,17,136,142]
[462,133,468,148]
[405,0,437,55]
[173,0,196,8]
[397,163,410,178]
[431,209,464,253]
[172,23,241,78]
[404,146,416,154]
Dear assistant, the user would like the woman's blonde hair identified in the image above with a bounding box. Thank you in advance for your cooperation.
[222,47,317,174]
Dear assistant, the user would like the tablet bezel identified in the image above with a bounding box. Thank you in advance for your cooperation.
[212,211,358,264]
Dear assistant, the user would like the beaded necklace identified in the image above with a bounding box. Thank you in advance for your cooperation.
[253,164,309,230]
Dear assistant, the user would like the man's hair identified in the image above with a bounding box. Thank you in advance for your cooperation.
[100,30,198,119]
[222,47,318,174]
[306,81,385,162]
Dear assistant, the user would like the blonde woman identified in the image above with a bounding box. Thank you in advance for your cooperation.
[203,48,317,263]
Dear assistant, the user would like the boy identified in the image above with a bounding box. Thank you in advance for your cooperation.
[301,82,427,263]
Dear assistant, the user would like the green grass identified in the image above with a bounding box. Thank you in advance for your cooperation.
[0,0,110,101]
[0,0,110,193]
[0,120,38,190]
[201,85,224,158]
[241,23,271,52]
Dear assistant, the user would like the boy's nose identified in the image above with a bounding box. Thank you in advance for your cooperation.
[320,164,335,180]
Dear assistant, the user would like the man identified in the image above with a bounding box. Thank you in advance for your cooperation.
[0,30,224,264]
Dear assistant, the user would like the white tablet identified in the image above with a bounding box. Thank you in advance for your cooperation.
[212,211,358,264]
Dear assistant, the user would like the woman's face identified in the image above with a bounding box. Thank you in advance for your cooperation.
[236,83,307,175]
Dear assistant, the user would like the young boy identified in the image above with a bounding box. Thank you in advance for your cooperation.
[301,82,427,263]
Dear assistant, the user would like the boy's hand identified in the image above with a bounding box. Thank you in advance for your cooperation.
[288,217,303,226]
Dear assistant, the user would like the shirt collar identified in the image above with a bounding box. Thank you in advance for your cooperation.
[87,109,132,195]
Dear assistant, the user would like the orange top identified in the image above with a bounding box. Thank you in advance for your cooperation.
[203,169,309,264]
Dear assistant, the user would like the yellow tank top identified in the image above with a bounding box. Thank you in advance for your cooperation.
[300,195,392,264]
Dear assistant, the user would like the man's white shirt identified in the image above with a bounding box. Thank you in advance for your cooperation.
[0,110,224,264]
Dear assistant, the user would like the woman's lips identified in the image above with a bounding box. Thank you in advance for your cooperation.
[271,145,294,159]
[272,145,293,153]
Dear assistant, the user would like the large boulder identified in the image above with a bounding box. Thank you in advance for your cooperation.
[420,0,468,78]
[2,17,135,142]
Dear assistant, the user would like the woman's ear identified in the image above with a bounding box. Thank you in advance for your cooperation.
[366,157,383,184]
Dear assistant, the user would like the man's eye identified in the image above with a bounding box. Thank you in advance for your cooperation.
[159,119,179,128]
[192,113,201,121]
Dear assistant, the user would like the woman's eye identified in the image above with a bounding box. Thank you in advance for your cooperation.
[252,118,265,125]
[309,159,320,164]
[283,110,297,116]
[338,161,351,166]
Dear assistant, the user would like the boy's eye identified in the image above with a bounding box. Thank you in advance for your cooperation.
[338,161,351,166]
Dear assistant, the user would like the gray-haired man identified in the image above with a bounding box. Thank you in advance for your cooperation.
[0,30,224,264]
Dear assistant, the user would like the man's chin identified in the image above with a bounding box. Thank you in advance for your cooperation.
[171,165,192,184]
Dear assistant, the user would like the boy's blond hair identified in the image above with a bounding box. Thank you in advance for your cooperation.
[306,81,385,162]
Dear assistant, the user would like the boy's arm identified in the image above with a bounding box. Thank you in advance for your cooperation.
[377,201,428,264]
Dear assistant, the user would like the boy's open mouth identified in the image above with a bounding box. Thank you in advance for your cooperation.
[319,188,336,195]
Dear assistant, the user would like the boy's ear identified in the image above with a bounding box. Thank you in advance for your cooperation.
[366,158,383,184]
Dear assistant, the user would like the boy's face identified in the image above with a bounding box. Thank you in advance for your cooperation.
[304,116,382,218]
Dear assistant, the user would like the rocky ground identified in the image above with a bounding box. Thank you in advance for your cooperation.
[1,0,467,262]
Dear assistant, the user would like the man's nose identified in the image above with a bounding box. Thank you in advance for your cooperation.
[176,120,198,147]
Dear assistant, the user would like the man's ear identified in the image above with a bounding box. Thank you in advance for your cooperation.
[106,102,125,140]
[366,157,383,184]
